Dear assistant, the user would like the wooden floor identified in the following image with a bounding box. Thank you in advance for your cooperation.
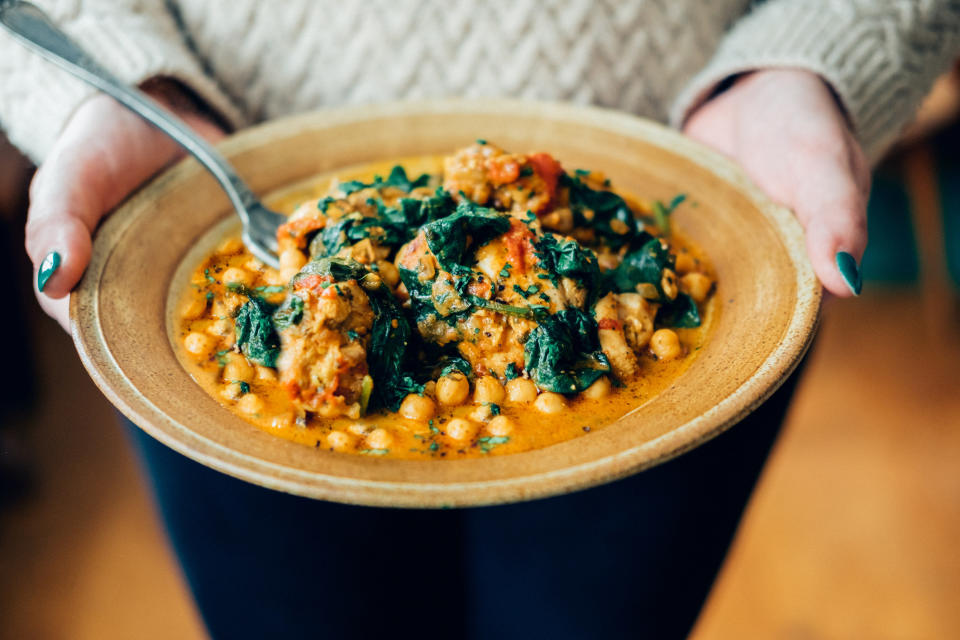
[2,287,958,639]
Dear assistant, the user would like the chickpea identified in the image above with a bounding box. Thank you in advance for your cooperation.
[534,392,567,414]
[505,378,538,404]
[360,272,382,291]
[674,252,696,274]
[582,376,611,400]
[436,372,470,406]
[473,376,505,405]
[347,422,371,436]
[365,428,393,450]
[181,294,208,320]
[486,415,514,437]
[256,366,277,381]
[184,332,214,357]
[399,393,436,421]
[236,393,264,415]
[326,430,355,452]
[445,417,478,442]
[222,267,253,287]
[422,380,437,399]
[220,382,246,401]
[222,353,255,383]
[244,258,265,273]
[206,318,234,338]
[218,237,244,254]
[680,272,713,304]
[271,412,294,429]
[375,260,400,287]
[650,329,682,361]
[279,247,307,281]
[660,268,679,300]
[469,403,496,423]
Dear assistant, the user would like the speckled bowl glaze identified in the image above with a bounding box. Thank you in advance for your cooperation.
[70,100,821,508]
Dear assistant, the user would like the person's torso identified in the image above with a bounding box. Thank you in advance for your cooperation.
[173,0,749,123]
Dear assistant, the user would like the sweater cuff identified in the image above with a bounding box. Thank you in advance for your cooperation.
[0,6,245,164]
[669,2,960,164]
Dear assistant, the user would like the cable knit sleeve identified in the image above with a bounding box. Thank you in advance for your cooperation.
[0,0,246,164]
[670,0,960,163]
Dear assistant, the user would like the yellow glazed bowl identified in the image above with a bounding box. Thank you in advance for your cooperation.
[70,100,821,508]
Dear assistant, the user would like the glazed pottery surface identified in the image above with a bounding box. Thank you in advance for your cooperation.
[70,100,821,507]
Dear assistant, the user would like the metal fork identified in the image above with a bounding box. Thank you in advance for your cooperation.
[0,0,287,268]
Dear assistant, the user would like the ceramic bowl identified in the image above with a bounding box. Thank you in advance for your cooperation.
[70,100,820,508]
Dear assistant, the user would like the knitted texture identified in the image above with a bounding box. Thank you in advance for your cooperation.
[670,0,960,162]
[1,0,958,164]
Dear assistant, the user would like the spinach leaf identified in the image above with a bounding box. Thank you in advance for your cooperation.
[524,309,610,393]
[602,237,674,300]
[234,297,280,367]
[533,233,601,306]
[651,193,687,236]
[338,166,431,195]
[365,277,425,411]
[562,173,651,249]
[656,293,701,328]
[422,201,510,275]
[294,256,367,283]
[439,356,473,379]
[310,189,457,259]
[272,294,304,329]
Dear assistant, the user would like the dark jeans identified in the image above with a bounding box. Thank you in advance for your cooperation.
[125,366,801,640]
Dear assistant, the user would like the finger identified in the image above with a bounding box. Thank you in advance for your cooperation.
[791,145,869,297]
[25,141,112,299]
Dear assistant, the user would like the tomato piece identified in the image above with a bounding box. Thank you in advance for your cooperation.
[485,156,521,185]
[527,152,563,199]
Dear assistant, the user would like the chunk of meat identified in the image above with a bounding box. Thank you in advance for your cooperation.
[617,293,659,351]
[275,277,374,418]
[443,143,563,216]
[595,293,639,379]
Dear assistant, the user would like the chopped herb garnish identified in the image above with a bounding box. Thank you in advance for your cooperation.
[478,436,510,452]
[504,362,520,380]
[254,285,286,294]
[499,263,512,279]
[486,403,501,416]
[476,138,487,145]
[519,166,534,177]
[204,268,216,284]
[346,330,359,341]
[215,349,231,367]
[205,291,214,301]
[231,380,250,394]
[429,441,439,451]
[574,168,591,177]
[360,448,390,455]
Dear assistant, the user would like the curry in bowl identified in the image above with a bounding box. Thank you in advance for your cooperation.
[174,142,717,459]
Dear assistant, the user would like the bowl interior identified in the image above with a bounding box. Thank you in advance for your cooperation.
[71,100,820,507]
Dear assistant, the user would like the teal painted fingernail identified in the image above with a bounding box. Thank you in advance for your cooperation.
[835,251,862,296]
[37,251,61,292]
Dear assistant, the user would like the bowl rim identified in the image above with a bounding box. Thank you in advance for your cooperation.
[70,98,821,508]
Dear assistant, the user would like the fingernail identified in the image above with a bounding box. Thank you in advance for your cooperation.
[37,251,61,292]
[835,251,862,296]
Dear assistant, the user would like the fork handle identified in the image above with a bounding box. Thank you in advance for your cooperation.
[0,0,258,226]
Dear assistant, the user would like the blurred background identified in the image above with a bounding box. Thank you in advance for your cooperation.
[1,68,959,639]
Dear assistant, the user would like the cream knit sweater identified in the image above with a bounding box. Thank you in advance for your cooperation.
[1,0,959,165]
